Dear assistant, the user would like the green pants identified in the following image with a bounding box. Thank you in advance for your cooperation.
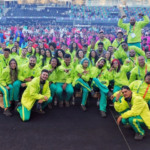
[50,83,56,99]
[122,116,145,135]
[0,85,13,108]
[128,42,141,48]
[13,80,21,101]
[113,85,121,103]
[17,97,52,121]
[55,83,74,101]
[75,78,92,106]
[92,78,109,112]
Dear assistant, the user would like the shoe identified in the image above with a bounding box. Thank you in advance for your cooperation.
[15,102,21,112]
[134,133,145,140]
[35,109,45,114]
[100,111,107,118]
[65,101,70,107]
[123,124,131,129]
[59,101,64,108]
[47,103,52,109]
[81,105,87,111]
[3,108,12,117]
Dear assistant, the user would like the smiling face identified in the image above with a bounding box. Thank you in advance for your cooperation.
[40,71,49,81]
[113,60,118,69]
[51,58,57,68]
[10,60,17,70]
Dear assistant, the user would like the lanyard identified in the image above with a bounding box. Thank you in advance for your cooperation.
[138,65,147,77]
[129,24,135,34]
[143,84,150,99]
[3,57,8,67]
[137,81,150,99]
[98,69,103,78]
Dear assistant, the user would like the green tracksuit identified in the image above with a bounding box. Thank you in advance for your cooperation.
[129,63,150,83]
[118,16,149,47]
[114,93,150,135]
[91,60,109,112]
[0,67,21,107]
[55,62,74,102]
[73,64,92,106]
[129,80,150,105]
[114,46,145,63]
[17,77,52,121]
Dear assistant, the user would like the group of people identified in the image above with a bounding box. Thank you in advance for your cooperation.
[0,12,150,140]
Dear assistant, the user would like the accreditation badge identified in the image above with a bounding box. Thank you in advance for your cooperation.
[131,33,136,38]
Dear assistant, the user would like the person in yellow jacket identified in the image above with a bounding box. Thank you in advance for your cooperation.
[95,30,111,51]
[17,69,52,121]
[43,57,61,101]
[0,48,12,69]
[17,56,41,98]
[108,59,131,102]
[55,54,74,107]
[112,30,124,52]
[0,59,21,116]
[16,48,28,67]
[114,41,145,64]
[73,58,93,111]
[129,72,150,106]
[123,49,138,69]
[129,56,150,83]
[114,86,150,140]
[118,13,149,48]
[145,51,150,65]
[91,58,109,117]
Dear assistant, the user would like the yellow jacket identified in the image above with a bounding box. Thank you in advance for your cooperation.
[114,93,150,129]
[21,77,51,110]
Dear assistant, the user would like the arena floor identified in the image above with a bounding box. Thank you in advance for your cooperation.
[0,101,149,150]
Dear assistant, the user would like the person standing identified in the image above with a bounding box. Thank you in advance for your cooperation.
[118,13,149,48]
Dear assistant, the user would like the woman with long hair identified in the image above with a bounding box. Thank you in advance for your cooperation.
[73,49,84,67]
[0,59,21,116]
[54,49,65,64]
[70,42,79,59]
[89,50,99,67]
[34,47,41,64]
[43,57,61,101]
[109,59,131,102]
[39,49,52,68]
[26,46,33,58]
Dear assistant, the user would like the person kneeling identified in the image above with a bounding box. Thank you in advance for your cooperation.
[115,86,150,140]
[16,69,52,121]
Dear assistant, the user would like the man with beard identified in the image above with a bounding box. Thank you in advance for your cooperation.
[112,30,124,52]
[91,58,109,117]
[129,72,150,107]
[124,49,138,69]
[118,13,149,48]
[96,42,107,58]
[17,56,41,97]
[115,86,150,140]
[114,41,145,63]
[129,56,150,83]
[16,69,52,121]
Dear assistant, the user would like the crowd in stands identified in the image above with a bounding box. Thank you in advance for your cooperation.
[0,5,150,140]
